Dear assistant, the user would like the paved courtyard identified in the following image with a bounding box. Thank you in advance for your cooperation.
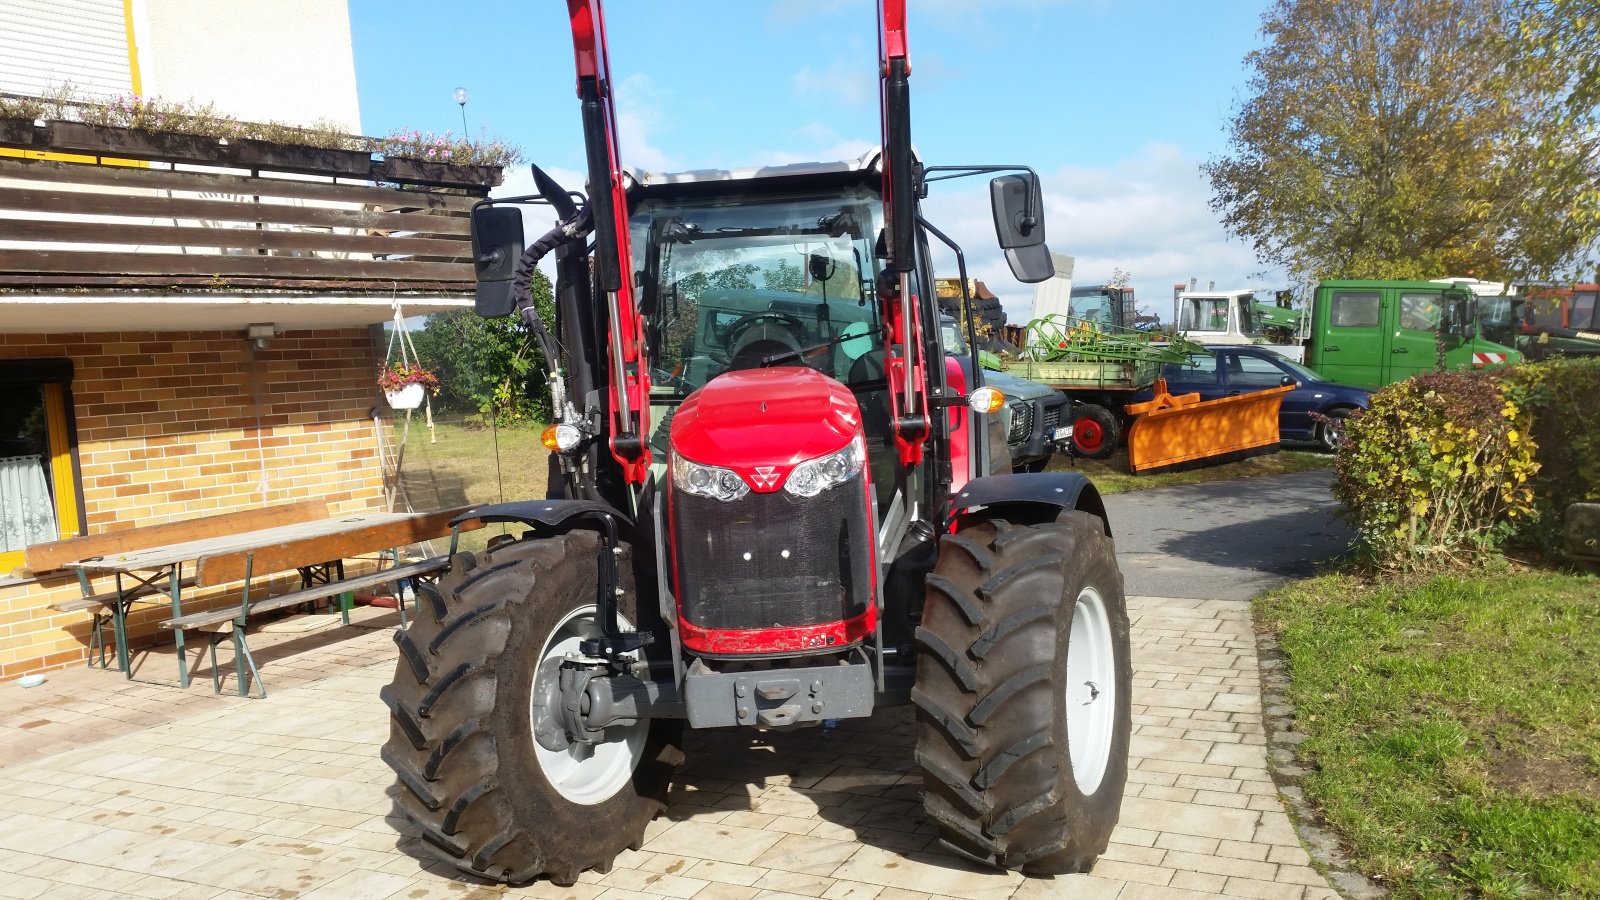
[0,596,1339,900]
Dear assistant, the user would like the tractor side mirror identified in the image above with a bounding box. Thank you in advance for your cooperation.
[471,205,526,318]
[990,173,1054,284]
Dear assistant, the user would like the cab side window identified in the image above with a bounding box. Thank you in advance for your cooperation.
[1398,293,1443,332]
[1329,291,1380,328]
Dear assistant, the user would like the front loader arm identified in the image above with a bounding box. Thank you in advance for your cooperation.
[567,0,651,486]
[878,0,931,467]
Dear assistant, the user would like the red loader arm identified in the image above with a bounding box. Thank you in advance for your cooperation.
[567,0,651,485]
[878,0,931,466]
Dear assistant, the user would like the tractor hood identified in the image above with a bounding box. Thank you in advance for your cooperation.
[671,367,862,470]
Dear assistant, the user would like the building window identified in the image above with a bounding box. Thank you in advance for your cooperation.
[0,360,83,571]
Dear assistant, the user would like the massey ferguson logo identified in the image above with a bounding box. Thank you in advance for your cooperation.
[749,466,781,490]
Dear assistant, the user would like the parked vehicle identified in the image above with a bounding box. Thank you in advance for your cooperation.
[1306,279,1521,389]
[1507,282,1600,360]
[1136,345,1371,451]
[940,316,1072,472]
[380,1,1131,887]
[1174,288,1307,362]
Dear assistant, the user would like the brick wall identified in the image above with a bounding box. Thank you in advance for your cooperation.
[0,327,390,678]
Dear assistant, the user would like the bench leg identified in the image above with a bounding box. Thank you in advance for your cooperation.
[232,628,265,699]
[88,613,106,668]
[169,567,189,690]
[208,633,223,694]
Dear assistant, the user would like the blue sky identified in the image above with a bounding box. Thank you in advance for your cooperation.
[350,0,1278,323]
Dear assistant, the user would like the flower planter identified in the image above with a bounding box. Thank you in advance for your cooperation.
[385,383,426,409]
[0,117,41,149]
[373,156,503,189]
[229,138,371,176]
[46,121,220,161]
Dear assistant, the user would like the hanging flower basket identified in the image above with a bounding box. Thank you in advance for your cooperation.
[385,382,426,409]
[378,362,439,409]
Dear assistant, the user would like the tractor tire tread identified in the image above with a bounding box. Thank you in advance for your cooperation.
[381,530,679,885]
[914,512,1132,875]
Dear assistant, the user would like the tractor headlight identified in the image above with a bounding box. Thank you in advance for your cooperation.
[784,433,866,498]
[672,454,750,502]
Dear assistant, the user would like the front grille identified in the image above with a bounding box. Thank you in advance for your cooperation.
[1008,404,1034,442]
[1041,404,1062,431]
[672,483,872,632]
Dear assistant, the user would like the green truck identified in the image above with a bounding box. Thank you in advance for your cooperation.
[1306,279,1522,389]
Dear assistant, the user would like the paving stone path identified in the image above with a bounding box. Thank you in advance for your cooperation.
[0,593,1339,899]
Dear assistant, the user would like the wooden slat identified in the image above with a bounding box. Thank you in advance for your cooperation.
[24,499,329,573]
[0,219,471,258]
[0,249,470,281]
[194,507,482,587]
[0,155,482,210]
[0,187,471,234]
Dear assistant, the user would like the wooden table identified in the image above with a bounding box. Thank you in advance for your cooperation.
[62,508,473,687]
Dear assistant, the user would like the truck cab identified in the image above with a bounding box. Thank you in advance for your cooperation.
[1307,279,1522,389]
[1176,289,1306,362]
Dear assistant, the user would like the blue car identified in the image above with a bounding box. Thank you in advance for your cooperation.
[1135,345,1371,451]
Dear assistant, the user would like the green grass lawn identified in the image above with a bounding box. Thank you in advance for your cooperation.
[390,418,548,553]
[1255,572,1600,898]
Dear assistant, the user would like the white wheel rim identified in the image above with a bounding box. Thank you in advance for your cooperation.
[530,606,649,806]
[1066,586,1116,795]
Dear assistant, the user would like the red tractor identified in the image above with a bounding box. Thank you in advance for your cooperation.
[381,0,1131,885]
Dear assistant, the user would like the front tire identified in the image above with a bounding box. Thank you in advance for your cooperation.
[914,510,1131,874]
[380,531,681,885]
[1071,404,1120,460]
[1316,406,1353,452]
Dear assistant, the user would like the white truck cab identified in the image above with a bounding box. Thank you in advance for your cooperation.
[1177,289,1307,363]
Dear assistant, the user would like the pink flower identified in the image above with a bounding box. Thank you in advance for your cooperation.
[426,148,436,158]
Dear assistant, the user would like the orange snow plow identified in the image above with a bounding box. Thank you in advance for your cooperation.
[1123,378,1293,474]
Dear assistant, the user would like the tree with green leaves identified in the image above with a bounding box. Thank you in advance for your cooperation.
[1205,0,1599,285]
[410,267,557,425]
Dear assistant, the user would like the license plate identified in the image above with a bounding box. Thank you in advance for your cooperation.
[1053,425,1074,440]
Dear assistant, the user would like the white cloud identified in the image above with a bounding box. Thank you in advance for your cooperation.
[921,142,1280,327]
[755,122,875,167]
[793,59,874,108]
[614,73,678,173]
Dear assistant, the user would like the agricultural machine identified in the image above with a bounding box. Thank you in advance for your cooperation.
[1002,303,1290,471]
[380,0,1131,886]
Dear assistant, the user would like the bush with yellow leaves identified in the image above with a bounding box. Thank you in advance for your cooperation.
[1332,370,1538,571]
[1498,356,1600,555]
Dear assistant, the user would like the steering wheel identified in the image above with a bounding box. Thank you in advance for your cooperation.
[726,311,807,347]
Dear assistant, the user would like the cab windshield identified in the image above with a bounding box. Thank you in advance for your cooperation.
[631,189,885,399]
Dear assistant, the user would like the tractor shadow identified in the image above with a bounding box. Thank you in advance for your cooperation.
[669,704,962,857]
[380,704,996,886]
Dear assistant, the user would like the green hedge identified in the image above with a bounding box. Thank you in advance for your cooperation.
[1332,371,1537,571]
[1334,357,1600,569]
[1498,357,1600,555]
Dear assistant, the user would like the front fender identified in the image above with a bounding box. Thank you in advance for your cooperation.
[948,471,1110,536]
[450,499,632,533]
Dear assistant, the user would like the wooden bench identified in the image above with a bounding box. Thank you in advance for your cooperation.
[30,499,330,673]
[160,506,480,697]
[165,554,451,697]
[49,575,198,668]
